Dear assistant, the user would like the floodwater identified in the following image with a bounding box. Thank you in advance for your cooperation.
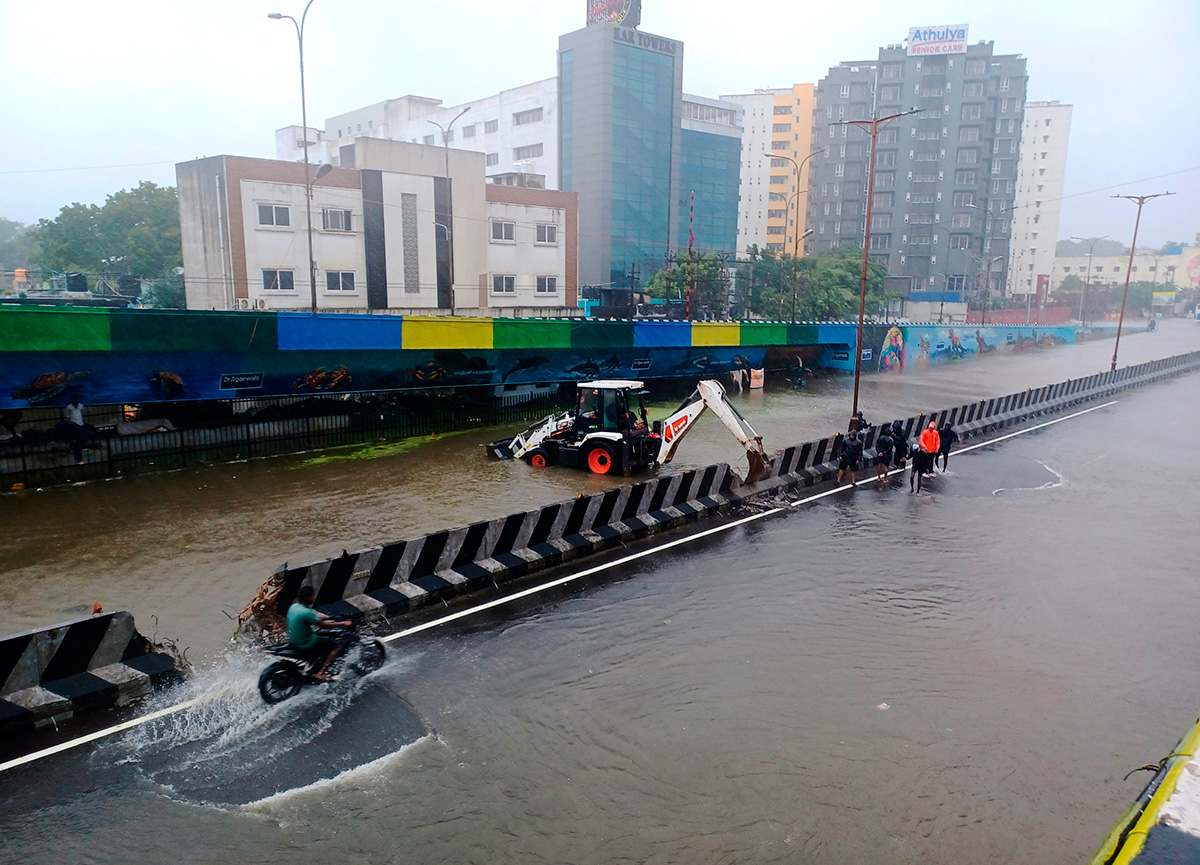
[2,321,1196,657]
[1,320,1199,863]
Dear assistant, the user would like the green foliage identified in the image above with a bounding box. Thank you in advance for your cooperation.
[644,252,730,315]
[732,244,886,321]
[29,181,182,279]
[144,271,187,309]
[0,218,34,270]
[1057,273,1084,294]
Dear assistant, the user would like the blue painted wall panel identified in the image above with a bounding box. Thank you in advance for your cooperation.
[277,313,405,351]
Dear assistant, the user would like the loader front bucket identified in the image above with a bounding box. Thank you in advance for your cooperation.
[487,439,515,460]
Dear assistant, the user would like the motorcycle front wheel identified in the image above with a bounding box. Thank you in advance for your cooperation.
[259,660,304,704]
[350,640,386,675]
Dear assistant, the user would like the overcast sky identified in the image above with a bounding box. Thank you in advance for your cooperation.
[2,0,1196,247]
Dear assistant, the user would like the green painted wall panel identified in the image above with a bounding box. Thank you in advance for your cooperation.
[571,320,634,349]
[787,324,819,345]
[109,310,278,352]
[493,319,574,350]
[0,307,111,351]
[739,323,788,346]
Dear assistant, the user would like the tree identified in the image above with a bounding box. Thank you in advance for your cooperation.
[1056,273,1084,295]
[644,252,731,317]
[143,272,186,309]
[0,218,34,270]
[29,181,182,279]
[732,245,886,321]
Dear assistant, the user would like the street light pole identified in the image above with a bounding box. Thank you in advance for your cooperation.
[269,1,319,312]
[981,256,1001,326]
[1110,192,1174,371]
[1070,235,1107,325]
[840,108,919,418]
[428,106,471,315]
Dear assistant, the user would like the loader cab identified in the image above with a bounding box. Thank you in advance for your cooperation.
[574,380,649,438]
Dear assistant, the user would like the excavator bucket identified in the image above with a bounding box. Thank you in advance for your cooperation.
[487,439,515,460]
[745,450,770,484]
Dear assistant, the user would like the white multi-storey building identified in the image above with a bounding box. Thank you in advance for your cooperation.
[276,79,560,186]
[1010,100,1072,298]
[179,138,578,314]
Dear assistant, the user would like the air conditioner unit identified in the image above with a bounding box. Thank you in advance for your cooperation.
[256,298,269,310]
[235,298,251,310]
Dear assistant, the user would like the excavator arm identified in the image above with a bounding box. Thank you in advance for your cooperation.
[654,379,770,482]
[488,410,574,460]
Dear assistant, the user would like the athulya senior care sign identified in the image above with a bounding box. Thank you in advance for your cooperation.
[907,24,969,56]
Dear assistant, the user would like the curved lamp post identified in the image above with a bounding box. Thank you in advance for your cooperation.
[1070,235,1108,325]
[1111,192,1174,370]
[269,1,320,312]
[428,106,471,314]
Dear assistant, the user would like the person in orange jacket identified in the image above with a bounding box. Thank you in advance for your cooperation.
[911,421,940,493]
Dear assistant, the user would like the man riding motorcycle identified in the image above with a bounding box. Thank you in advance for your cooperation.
[287,585,354,682]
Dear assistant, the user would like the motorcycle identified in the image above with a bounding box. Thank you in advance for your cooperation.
[258,626,386,704]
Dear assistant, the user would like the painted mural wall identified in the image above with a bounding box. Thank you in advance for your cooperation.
[0,307,1085,410]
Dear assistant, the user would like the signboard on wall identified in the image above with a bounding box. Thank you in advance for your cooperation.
[588,0,641,27]
[907,24,969,56]
[1037,273,1050,302]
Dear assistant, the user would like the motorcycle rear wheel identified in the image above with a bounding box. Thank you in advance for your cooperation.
[350,639,386,675]
[259,660,304,704]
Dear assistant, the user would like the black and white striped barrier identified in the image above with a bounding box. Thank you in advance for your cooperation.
[241,349,1200,639]
[0,611,179,737]
[240,462,746,636]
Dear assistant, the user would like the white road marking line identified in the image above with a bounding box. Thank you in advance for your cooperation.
[0,398,1119,774]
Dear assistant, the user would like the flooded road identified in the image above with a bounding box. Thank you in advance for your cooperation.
[1,321,1196,658]
[1,320,1199,863]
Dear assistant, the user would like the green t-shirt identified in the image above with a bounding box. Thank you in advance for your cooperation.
[287,603,321,649]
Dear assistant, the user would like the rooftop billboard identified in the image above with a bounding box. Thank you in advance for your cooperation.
[587,0,641,27]
[907,24,969,56]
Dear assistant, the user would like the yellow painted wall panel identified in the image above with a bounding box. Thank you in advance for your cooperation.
[402,317,494,350]
[691,322,741,347]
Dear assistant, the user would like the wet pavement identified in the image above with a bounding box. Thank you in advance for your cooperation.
[1,319,1199,863]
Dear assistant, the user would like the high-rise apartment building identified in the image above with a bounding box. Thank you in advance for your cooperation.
[723,85,817,255]
[679,95,743,256]
[1011,101,1072,298]
[809,31,1028,299]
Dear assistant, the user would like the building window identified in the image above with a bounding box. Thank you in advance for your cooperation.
[492,274,516,294]
[490,220,515,242]
[769,192,787,202]
[514,143,544,160]
[834,163,845,177]
[769,175,788,185]
[914,151,939,162]
[773,105,790,115]
[536,223,557,244]
[874,172,895,188]
[772,139,790,150]
[871,213,891,230]
[262,269,294,291]
[423,134,435,145]
[953,191,975,207]
[767,209,787,219]
[912,172,937,183]
[875,151,898,167]
[463,124,476,138]
[963,81,986,98]
[880,85,901,102]
[839,84,850,98]
[881,64,901,80]
[770,158,789,168]
[946,275,966,291]
[965,60,986,75]
[321,208,353,231]
[513,107,543,126]
[951,213,972,229]
[955,170,977,185]
[536,276,557,294]
[325,271,355,292]
[910,193,935,204]
[959,127,980,143]
[485,120,499,133]
[869,234,890,250]
[767,225,786,235]
[961,104,982,121]
[772,123,791,133]
[486,152,499,166]
[957,149,979,164]
[258,204,290,227]
[878,129,898,145]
